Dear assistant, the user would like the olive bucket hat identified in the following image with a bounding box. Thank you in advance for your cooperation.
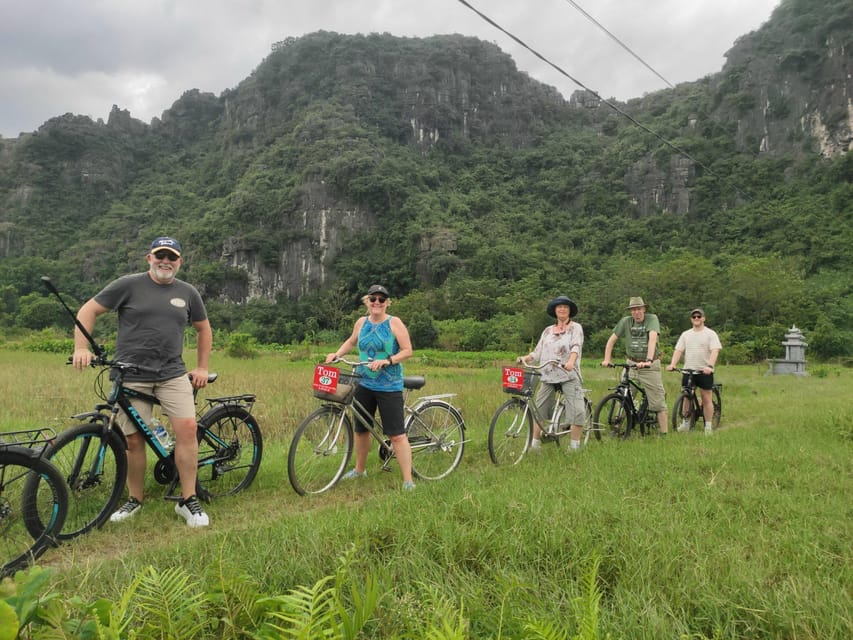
[546,295,578,318]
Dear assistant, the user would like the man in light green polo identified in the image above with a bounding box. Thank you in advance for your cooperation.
[601,296,669,434]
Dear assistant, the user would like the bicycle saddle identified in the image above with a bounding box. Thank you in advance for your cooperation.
[403,376,426,390]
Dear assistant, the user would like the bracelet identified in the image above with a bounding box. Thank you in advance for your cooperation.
[388,355,394,366]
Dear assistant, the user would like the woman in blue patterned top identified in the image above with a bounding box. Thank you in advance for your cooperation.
[325,285,415,490]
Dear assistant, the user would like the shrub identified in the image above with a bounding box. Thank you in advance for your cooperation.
[225,333,260,359]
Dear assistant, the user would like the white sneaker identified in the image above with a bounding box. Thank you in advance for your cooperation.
[110,497,142,522]
[704,425,713,436]
[678,419,691,433]
[175,495,209,527]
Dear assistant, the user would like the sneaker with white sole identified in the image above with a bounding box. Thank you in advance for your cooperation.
[175,495,209,527]
[677,419,691,433]
[402,480,415,491]
[110,497,142,522]
[342,469,367,480]
[704,425,713,436]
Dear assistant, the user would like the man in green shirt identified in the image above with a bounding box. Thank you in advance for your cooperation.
[601,296,669,434]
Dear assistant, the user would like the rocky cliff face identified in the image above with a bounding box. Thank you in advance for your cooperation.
[219,181,373,301]
[717,34,852,157]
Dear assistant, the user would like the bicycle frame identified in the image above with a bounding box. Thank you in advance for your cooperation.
[490,361,599,465]
[323,378,460,470]
[594,363,659,438]
[289,359,466,494]
[612,367,645,419]
[70,364,256,498]
[671,368,722,431]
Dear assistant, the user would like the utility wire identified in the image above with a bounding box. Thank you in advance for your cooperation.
[455,0,752,202]
[562,0,674,89]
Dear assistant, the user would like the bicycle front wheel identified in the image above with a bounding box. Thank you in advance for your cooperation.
[288,405,353,495]
[2,448,69,578]
[488,398,532,465]
[672,391,697,432]
[406,401,465,481]
[593,393,632,439]
[197,405,263,498]
[39,423,127,540]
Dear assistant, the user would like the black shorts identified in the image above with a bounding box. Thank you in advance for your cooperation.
[683,372,714,390]
[353,386,405,436]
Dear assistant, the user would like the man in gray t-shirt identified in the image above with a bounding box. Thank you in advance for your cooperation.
[71,237,213,527]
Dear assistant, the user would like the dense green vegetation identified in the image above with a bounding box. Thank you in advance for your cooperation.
[0,0,851,360]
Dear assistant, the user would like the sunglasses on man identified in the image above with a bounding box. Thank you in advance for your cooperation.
[691,314,703,319]
[152,251,179,261]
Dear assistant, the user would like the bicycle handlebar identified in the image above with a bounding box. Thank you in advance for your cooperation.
[604,362,639,369]
[514,359,561,371]
[327,357,365,368]
[66,355,160,376]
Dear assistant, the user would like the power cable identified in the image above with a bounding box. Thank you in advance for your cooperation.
[455,0,753,201]
[562,0,674,89]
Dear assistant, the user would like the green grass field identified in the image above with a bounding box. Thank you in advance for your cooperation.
[1,349,851,638]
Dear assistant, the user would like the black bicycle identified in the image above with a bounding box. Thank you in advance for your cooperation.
[593,363,659,438]
[37,358,263,540]
[35,277,263,541]
[670,368,722,433]
[1,428,69,578]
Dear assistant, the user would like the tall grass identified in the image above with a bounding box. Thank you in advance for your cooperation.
[2,349,851,638]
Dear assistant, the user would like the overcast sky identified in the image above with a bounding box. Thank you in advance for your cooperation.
[0,0,780,139]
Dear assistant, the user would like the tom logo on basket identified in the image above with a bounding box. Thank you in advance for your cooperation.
[314,365,340,393]
[502,367,524,390]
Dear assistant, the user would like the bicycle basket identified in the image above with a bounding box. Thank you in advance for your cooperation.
[313,365,360,403]
[502,367,539,397]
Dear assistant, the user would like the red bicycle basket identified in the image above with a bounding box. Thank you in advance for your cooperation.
[313,364,359,403]
[502,367,537,396]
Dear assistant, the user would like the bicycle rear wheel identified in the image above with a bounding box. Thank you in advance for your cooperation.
[2,448,69,578]
[710,386,722,430]
[672,391,697,432]
[288,405,353,495]
[406,401,465,481]
[488,398,532,465]
[38,423,127,540]
[196,405,263,498]
[581,397,599,445]
[593,393,632,439]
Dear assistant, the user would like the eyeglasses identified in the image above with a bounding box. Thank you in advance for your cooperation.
[152,251,179,261]
[368,295,388,303]
[691,314,703,319]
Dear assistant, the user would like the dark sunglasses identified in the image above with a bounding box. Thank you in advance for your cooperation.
[368,295,388,303]
[691,314,703,319]
[153,251,179,261]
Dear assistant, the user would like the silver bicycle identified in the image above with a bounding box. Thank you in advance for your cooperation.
[288,358,466,494]
[488,360,596,465]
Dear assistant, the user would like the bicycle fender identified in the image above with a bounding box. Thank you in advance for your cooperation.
[414,393,457,403]
[71,410,109,423]
[409,399,466,428]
